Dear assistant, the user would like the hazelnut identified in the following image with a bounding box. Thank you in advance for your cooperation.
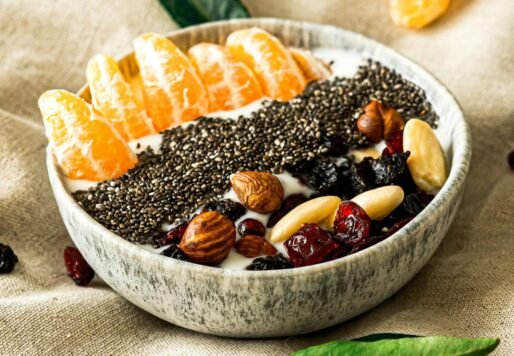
[356,100,384,143]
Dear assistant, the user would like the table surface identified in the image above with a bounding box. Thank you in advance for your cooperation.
[0,0,512,355]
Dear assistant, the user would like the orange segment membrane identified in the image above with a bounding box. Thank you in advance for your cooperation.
[87,54,156,141]
[226,28,307,101]
[188,43,264,112]
[289,47,332,82]
[39,90,137,181]
[134,33,209,131]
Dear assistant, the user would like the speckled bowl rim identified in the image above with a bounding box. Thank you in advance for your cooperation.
[47,17,471,281]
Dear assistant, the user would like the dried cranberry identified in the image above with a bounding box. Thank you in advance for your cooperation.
[155,220,189,247]
[237,218,266,237]
[161,244,189,261]
[246,254,292,270]
[64,247,95,286]
[333,201,371,248]
[0,243,18,274]
[267,194,308,228]
[284,224,344,267]
[352,218,413,254]
[203,199,246,221]
[508,150,514,170]
[382,131,403,155]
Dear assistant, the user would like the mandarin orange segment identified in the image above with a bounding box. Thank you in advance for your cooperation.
[188,43,264,112]
[134,33,209,131]
[87,54,156,141]
[289,47,332,82]
[389,0,450,30]
[226,28,307,101]
[39,90,137,181]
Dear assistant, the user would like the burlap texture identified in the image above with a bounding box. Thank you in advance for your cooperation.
[0,0,512,354]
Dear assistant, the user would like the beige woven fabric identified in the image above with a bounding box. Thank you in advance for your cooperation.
[1,0,513,354]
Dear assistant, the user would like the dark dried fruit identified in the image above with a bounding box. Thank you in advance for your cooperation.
[333,201,371,248]
[155,220,189,247]
[246,254,293,271]
[287,158,345,197]
[161,244,189,261]
[0,243,18,274]
[349,152,415,194]
[508,150,514,170]
[321,134,349,157]
[237,218,266,237]
[284,223,344,267]
[267,194,308,228]
[382,130,403,155]
[353,218,413,254]
[203,199,246,221]
[234,235,277,258]
[64,247,95,286]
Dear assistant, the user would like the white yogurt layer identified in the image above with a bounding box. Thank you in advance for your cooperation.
[64,47,366,270]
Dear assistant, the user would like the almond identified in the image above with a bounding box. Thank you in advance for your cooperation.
[270,196,341,243]
[179,211,236,265]
[234,235,277,258]
[351,185,404,221]
[230,171,284,213]
[403,119,447,192]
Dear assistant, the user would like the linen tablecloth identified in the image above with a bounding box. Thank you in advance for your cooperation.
[0,0,513,354]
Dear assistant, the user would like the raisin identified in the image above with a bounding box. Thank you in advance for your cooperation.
[287,157,345,197]
[64,247,95,286]
[155,220,189,247]
[333,201,372,248]
[203,199,246,221]
[0,243,18,274]
[349,152,415,195]
[284,223,345,267]
[321,134,348,157]
[267,194,308,228]
[237,218,266,237]
[508,150,514,170]
[246,254,293,271]
[161,244,189,261]
[353,218,413,254]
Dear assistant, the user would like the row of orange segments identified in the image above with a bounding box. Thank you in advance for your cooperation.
[39,28,331,182]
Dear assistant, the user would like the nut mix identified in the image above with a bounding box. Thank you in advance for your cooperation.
[52,28,448,271]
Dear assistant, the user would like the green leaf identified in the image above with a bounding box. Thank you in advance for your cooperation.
[159,0,250,28]
[293,336,500,356]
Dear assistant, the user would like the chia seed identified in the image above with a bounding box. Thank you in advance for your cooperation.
[73,60,438,244]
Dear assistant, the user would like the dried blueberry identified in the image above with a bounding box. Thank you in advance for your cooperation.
[64,247,95,286]
[0,243,18,274]
[237,218,266,237]
[161,244,189,261]
[203,199,246,221]
[267,194,308,228]
[246,254,293,271]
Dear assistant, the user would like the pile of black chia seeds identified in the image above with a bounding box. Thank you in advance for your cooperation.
[73,60,438,244]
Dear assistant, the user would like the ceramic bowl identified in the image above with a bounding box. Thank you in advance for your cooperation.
[46,18,471,338]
